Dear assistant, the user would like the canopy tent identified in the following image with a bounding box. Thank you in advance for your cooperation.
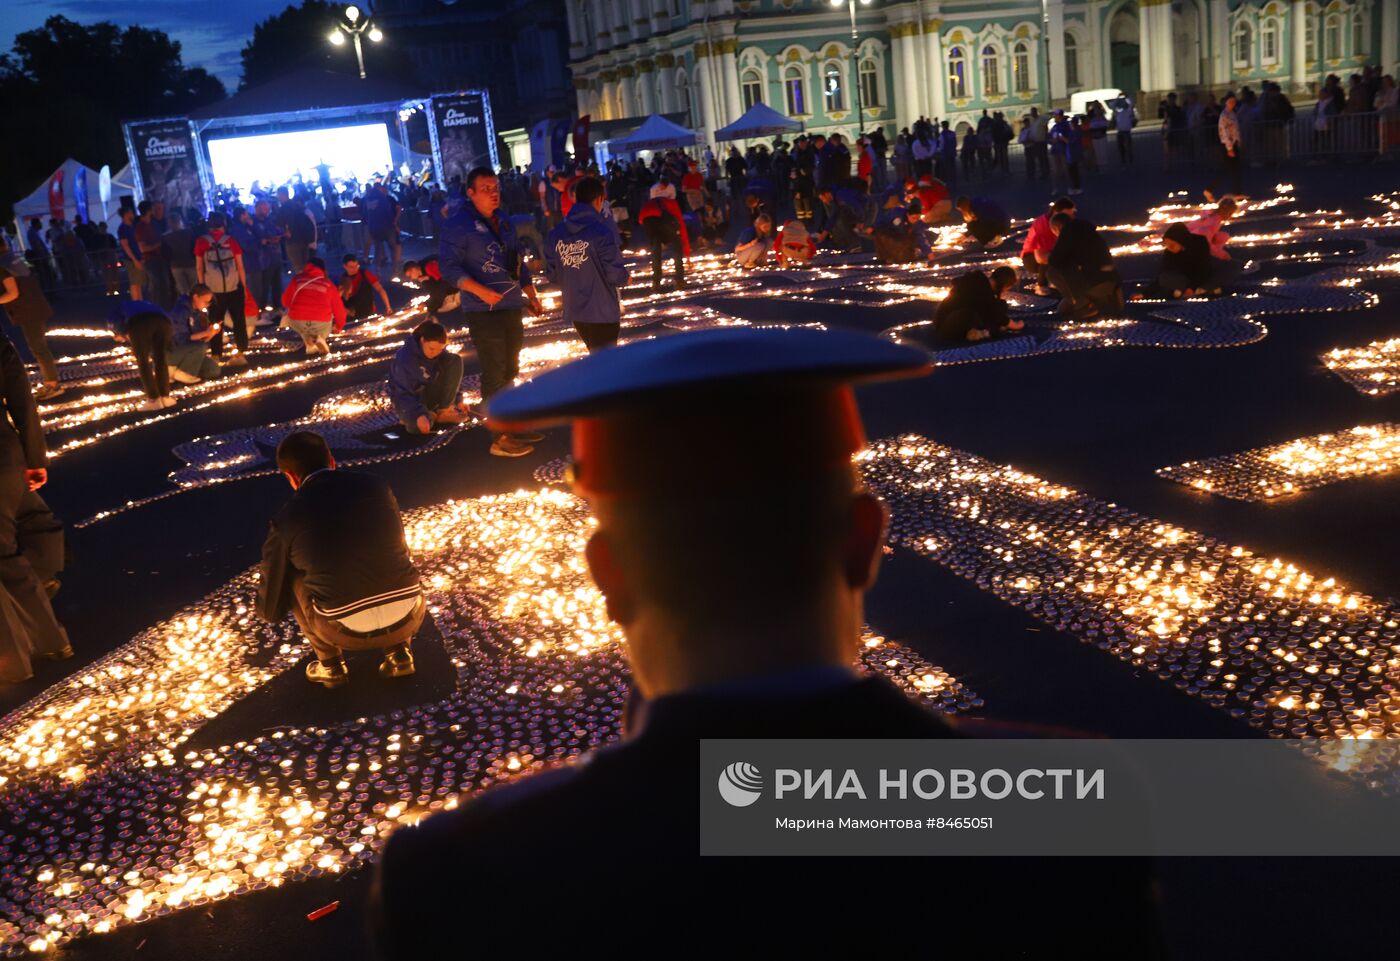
[10,158,135,249]
[607,113,698,153]
[714,102,803,142]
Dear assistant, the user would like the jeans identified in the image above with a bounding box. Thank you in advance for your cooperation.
[286,242,311,273]
[402,352,465,431]
[144,255,175,309]
[257,263,283,312]
[650,237,684,288]
[208,287,247,355]
[167,341,220,380]
[12,315,60,384]
[0,472,70,682]
[127,311,172,398]
[171,265,198,296]
[466,308,525,402]
[291,574,425,663]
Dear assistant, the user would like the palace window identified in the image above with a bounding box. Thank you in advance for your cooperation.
[948,45,967,99]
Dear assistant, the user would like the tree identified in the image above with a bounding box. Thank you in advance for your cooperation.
[240,1,417,91]
[0,16,225,222]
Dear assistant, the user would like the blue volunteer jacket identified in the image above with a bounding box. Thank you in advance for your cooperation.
[543,203,629,327]
[438,203,533,313]
[387,335,454,423]
[166,294,211,347]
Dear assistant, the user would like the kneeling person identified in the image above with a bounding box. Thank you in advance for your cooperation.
[936,266,1022,342]
[1156,223,1222,299]
[402,259,460,316]
[388,321,466,435]
[283,257,347,356]
[258,431,425,687]
[166,284,221,384]
[956,195,1010,249]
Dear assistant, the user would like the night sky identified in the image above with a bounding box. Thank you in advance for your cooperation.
[1,0,303,90]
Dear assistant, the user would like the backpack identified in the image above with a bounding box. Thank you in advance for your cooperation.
[200,233,240,292]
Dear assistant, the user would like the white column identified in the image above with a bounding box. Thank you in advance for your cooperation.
[924,22,946,120]
[894,29,920,128]
[697,55,720,141]
[1214,0,1234,86]
[721,45,743,127]
[1382,0,1399,76]
[618,72,636,117]
[1139,0,1175,93]
[638,66,657,114]
[657,64,677,112]
[1047,1,1067,102]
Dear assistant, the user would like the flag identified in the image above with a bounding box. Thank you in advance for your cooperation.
[48,170,65,221]
[529,119,552,175]
[74,168,89,223]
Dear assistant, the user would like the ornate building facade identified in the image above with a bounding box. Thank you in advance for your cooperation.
[566,0,1400,141]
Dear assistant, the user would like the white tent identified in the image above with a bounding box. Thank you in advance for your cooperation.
[10,158,135,249]
[714,102,804,142]
[608,114,699,153]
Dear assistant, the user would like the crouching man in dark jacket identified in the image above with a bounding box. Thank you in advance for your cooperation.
[258,431,425,687]
[388,320,466,434]
[544,177,629,352]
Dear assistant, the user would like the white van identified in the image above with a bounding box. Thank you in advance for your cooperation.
[1070,88,1134,120]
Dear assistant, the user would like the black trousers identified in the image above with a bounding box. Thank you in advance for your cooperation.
[208,286,248,354]
[466,308,524,402]
[127,311,172,398]
[649,237,684,288]
[0,470,70,682]
[1206,149,1244,198]
[1117,130,1134,163]
[575,322,620,352]
[967,219,1007,246]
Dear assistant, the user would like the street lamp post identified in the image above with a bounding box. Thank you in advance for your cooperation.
[831,0,873,136]
[329,4,383,80]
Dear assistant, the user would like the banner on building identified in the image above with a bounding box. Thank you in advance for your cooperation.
[427,90,499,186]
[572,115,591,162]
[47,171,64,221]
[123,117,206,213]
[529,120,552,175]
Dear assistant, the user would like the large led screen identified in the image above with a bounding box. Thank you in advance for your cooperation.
[206,123,393,191]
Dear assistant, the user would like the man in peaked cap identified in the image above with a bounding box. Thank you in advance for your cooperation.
[371,327,1161,957]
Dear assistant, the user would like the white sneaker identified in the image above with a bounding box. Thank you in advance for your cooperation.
[169,366,200,385]
[140,398,164,412]
[159,396,177,409]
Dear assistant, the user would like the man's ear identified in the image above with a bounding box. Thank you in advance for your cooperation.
[585,530,634,626]
[282,470,300,491]
[844,492,888,591]
[326,453,337,471]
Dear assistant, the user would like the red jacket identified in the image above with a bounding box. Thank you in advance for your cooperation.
[638,197,691,257]
[282,264,349,332]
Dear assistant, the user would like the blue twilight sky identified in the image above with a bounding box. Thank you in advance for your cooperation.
[0,0,305,91]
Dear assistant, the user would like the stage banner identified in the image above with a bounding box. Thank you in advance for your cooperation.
[73,168,88,223]
[47,171,64,221]
[428,90,498,185]
[123,117,205,213]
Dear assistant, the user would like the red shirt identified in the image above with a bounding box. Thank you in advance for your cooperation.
[681,171,704,191]
[1021,213,1057,258]
[194,229,244,259]
[342,267,380,296]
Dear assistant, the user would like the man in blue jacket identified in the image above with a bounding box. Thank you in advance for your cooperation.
[439,166,545,458]
[387,320,466,434]
[544,177,629,353]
